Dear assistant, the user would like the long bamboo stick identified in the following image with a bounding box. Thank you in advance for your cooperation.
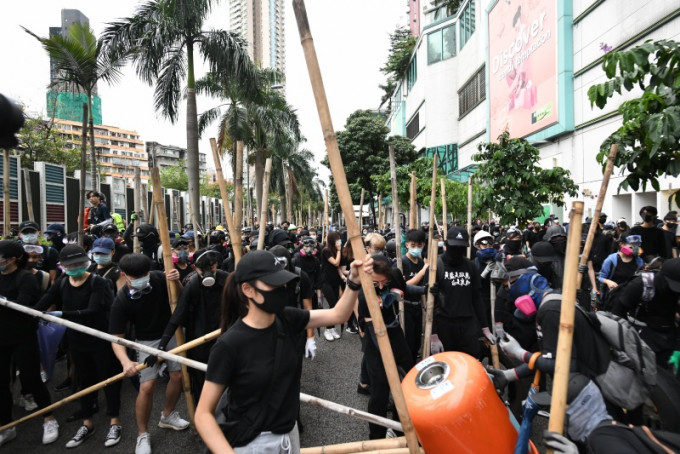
[347,449,424,454]
[257,158,273,250]
[0,329,220,432]
[151,168,195,423]
[577,144,618,289]
[301,437,407,454]
[377,194,383,230]
[490,282,500,369]
[467,177,473,258]
[323,188,329,245]
[359,188,365,231]
[292,3,419,451]
[389,145,402,272]
[300,393,402,432]
[440,177,447,240]
[209,138,242,264]
[422,155,438,358]
[547,202,584,450]
[409,172,416,229]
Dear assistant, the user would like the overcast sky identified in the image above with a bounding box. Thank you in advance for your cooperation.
[1,0,407,183]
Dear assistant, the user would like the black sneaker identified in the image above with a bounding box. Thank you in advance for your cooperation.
[65,425,94,448]
[104,424,122,447]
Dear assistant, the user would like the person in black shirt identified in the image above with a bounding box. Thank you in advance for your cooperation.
[0,240,58,447]
[99,223,131,264]
[661,212,678,259]
[320,231,343,341]
[86,191,112,229]
[44,223,66,253]
[18,220,60,283]
[630,206,668,259]
[194,250,370,452]
[88,237,126,291]
[399,229,429,364]
[170,238,194,282]
[109,254,189,454]
[35,245,123,448]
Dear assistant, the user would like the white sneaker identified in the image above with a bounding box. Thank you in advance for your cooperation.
[104,424,122,447]
[42,419,59,445]
[19,394,38,411]
[331,328,341,340]
[65,424,94,448]
[135,432,151,454]
[41,371,49,383]
[0,427,16,447]
[324,329,335,341]
[386,428,397,438]
[158,410,190,431]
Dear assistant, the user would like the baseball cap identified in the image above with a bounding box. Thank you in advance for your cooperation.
[234,250,299,286]
[446,226,469,247]
[661,258,680,293]
[59,244,89,266]
[45,223,65,235]
[530,241,559,263]
[0,240,24,259]
[19,220,40,233]
[91,237,115,254]
[288,224,297,231]
[102,223,118,233]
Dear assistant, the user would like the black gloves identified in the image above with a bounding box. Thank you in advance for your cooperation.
[144,345,165,368]
[428,283,439,295]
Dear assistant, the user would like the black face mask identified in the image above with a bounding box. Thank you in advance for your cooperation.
[643,214,654,223]
[551,238,567,254]
[252,285,288,314]
[445,246,467,265]
[504,240,522,255]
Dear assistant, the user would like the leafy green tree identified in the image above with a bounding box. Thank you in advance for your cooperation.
[102,0,256,230]
[25,22,124,189]
[324,110,416,222]
[17,114,80,174]
[160,159,189,191]
[587,39,680,204]
[473,131,578,225]
[379,27,416,111]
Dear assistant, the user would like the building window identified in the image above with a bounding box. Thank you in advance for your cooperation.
[459,0,475,49]
[407,55,417,92]
[427,23,457,65]
[426,143,458,176]
[458,65,485,119]
[406,112,420,139]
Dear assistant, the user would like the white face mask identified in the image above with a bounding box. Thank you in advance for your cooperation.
[21,233,39,244]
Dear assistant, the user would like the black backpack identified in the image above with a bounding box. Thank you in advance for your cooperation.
[601,270,655,312]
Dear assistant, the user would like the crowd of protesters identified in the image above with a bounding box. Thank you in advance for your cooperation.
[2,191,680,453]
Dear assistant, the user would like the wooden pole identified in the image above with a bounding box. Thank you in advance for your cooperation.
[22,170,34,223]
[0,328,219,432]
[3,149,10,237]
[150,168,196,424]
[547,201,584,449]
[409,172,416,229]
[389,145,403,272]
[440,177,447,240]
[467,177,473,258]
[359,188,365,231]
[323,188,329,244]
[377,194,383,230]
[292,2,419,451]
[257,158,273,250]
[301,437,407,454]
[300,393,402,432]
[133,167,141,253]
[490,282,500,369]
[422,155,439,358]
[209,138,242,264]
[78,103,88,247]
[577,144,618,288]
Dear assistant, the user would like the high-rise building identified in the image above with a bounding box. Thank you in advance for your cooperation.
[146,141,207,174]
[229,0,286,79]
[47,9,103,125]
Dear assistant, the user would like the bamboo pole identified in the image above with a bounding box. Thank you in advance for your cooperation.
[22,170,34,223]
[490,282,500,369]
[409,172,416,229]
[77,103,88,247]
[346,449,423,454]
[300,393,402,432]
[467,177,473,258]
[209,138,242,264]
[257,158,273,250]
[422,156,438,358]
[377,194,383,230]
[323,188,329,245]
[359,188,365,231]
[151,168,196,423]
[547,201,584,449]
[577,144,618,289]
[389,145,403,272]
[133,167,141,253]
[292,3,419,451]
[0,328,219,432]
[440,178,447,240]
[301,437,407,454]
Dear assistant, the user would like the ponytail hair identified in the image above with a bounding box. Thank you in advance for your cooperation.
[220,273,250,332]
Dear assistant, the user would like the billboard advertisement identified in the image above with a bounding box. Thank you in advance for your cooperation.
[488,0,558,139]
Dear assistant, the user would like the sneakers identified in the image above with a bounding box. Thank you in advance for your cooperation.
[0,427,16,447]
[158,410,190,431]
[324,329,335,341]
[135,432,151,454]
[331,327,341,340]
[104,424,122,447]
[65,425,94,448]
[41,370,49,383]
[42,419,59,445]
[18,394,38,411]
[346,325,358,334]
[386,428,397,438]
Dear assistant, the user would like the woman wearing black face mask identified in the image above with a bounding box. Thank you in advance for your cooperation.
[195,250,371,453]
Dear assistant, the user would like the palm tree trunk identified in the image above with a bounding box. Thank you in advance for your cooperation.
[78,103,88,247]
[87,94,98,191]
[254,149,264,221]
[185,38,202,232]
[285,166,294,224]
[234,141,244,230]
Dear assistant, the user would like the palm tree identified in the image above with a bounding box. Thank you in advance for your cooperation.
[24,22,124,189]
[102,0,256,229]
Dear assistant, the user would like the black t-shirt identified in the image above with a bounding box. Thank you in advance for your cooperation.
[88,262,121,290]
[435,256,486,325]
[206,307,310,438]
[662,229,676,259]
[400,255,425,302]
[0,268,41,345]
[89,203,111,225]
[293,253,321,290]
[629,225,668,258]
[39,246,59,273]
[174,263,195,282]
[286,268,313,309]
[35,274,110,351]
[358,268,407,323]
[109,270,171,340]
[610,257,639,284]
[320,248,341,285]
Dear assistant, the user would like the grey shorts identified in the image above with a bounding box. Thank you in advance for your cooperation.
[233,423,300,454]
[136,337,181,383]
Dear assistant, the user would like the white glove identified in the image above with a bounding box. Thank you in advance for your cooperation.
[305,338,317,360]
[494,322,505,339]
[499,332,528,362]
[543,431,579,454]
[430,334,444,354]
[481,327,496,345]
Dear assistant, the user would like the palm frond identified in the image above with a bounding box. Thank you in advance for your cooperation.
[153,47,187,123]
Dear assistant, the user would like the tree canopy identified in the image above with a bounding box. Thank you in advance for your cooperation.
[587,39,680,205]
[16,114,79,174]
[379,27,416,111]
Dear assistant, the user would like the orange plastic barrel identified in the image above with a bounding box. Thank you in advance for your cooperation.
[402,351,538,454]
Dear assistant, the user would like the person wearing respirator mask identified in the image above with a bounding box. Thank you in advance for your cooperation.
[154,249,227,403]
[598,235,645,303]
[630,206,669,259]
[170,238,194,282]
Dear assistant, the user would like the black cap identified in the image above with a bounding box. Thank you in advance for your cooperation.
[234,250,299,286]
[19,220,39,233]
[59,244,89,266]
[505,256,533,277]
[531,241,559,263]
[0,240,24,258]
[268,228,291,247]
[135,224,158,240]
[102,223,118,233]
[446,226,469,247]
[172,237,189,248]
[45,223,65,234]
[661,258,680,293]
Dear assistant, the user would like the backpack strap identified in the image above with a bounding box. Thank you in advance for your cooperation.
[39,270,50,292]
